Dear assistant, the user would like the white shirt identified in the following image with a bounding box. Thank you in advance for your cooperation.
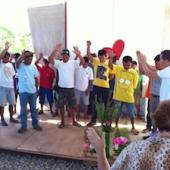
[54,59,79,88]
[157,66,170,101]
[75,65,93,91]
[0,62,15,88]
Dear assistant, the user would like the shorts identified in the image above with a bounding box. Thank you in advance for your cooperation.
[0,86,16,106]
[39,87,53,105]
[74,89,89,106]
[150,95,160,113]
[58,87,76,109]
[114,100,135,118]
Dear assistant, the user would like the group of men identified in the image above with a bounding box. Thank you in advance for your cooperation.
[1,40,170,135]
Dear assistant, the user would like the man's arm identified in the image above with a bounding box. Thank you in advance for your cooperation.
[0,41,11,60]
[48,44,62,65]
[73,46,85,65]
[86,40,93,63]
[35,53,43,67]
[136,51,158,79]
[16,50,26,68]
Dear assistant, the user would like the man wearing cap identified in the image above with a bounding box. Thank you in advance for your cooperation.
[35,53,55,116]
[49,45,85,128]
[16,50,42,133]
[86,41,114,126]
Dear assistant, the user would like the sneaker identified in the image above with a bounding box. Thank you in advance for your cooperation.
[10,118,19,123]
[18,127,27,133]
[33,125,42,131]
[87,121,96,127]
[1,120,8,126]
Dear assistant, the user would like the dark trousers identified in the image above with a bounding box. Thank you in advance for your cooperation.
[146,99,152,130]
[91,86,109,122]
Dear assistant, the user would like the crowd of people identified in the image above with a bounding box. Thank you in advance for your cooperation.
[0,41,170,135]
[1,40,170,168]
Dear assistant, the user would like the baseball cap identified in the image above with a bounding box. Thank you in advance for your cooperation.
[61,49,70,56]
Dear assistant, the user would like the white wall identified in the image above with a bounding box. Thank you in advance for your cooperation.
[0,0,169,62]
[67,0,166,62]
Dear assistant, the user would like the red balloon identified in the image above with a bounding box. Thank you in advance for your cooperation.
[112,39,125,60]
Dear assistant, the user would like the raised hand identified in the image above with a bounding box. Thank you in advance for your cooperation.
[73,46,81,56]
[86,40,92,47]
[86,128,105,153]
[55,43,62,51]
[39,53,43,59]
[4,41,11,50]
[136,50,146,62]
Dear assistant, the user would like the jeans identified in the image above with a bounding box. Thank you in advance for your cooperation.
[19,92,39,128]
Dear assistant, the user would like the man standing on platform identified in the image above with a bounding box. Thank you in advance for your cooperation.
[49,44,85,128]
[86,41,113,126]
[16,50,42,133]
[112,56,139,135]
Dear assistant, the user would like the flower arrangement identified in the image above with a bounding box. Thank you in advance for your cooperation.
[95,100,118,158]
[113,136,129,155]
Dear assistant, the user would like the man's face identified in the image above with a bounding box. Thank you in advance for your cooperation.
[2,55,10,63]
[158,55,168,69]
[62,54,69,63]
[155,60,161,70]
[99,55,105,63]
[24,56,33,65]
[24,52,33,65]
[123,61,132,70]
[82,62,88,68]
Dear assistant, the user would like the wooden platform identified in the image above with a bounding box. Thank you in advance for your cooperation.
[0,110,147,164]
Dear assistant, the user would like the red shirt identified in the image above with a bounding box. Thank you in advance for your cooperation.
[36,65,55,89]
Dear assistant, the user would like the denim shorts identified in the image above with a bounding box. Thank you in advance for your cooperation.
[114,100,136,118]
[0,86,16,106]
[74,89,89,106]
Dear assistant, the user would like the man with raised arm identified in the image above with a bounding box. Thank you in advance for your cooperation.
[49,44,85,128]
[16,50,42,133]
[86,40,114,126]
[136,50,170,101]
[0,42,19,126]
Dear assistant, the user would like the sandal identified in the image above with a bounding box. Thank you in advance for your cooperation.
[131,129,139,135]
[73,121,82,127]
[142,128,151,133]
[58,123,65,128]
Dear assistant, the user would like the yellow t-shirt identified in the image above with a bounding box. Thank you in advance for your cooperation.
[112,65,138,103]
[93,58,112,88]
